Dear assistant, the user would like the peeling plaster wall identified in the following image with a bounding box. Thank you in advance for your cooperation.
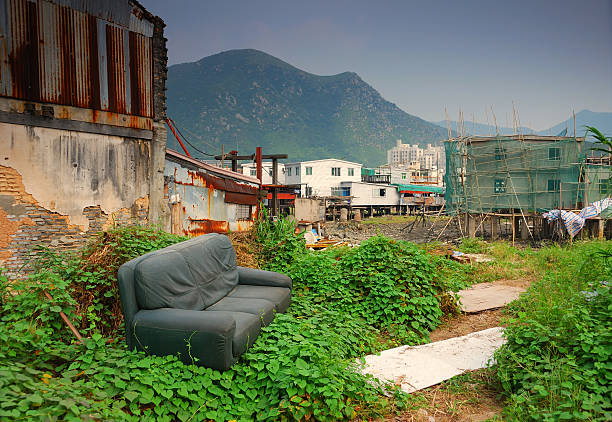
[0,122,151,277]
[0,123,150,230]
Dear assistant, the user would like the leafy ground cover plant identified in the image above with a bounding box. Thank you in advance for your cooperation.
[287,236,446,344]
[495,241,612,421]
[0,224,406,421]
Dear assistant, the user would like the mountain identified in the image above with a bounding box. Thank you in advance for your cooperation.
[433,110,612,139]
[166,49,448,166]
[539,110,612,138]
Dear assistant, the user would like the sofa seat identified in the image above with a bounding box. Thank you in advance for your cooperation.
[118,233,293,371]
[228,285,292,313]
[202,310,261,357]
[206,297,276,326]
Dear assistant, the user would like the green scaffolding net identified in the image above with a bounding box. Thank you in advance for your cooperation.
[444,136,601,215]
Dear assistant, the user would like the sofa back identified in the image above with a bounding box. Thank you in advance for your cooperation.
[133,233,238,311]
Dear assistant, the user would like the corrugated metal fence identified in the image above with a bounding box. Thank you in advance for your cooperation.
[0,0,153,117]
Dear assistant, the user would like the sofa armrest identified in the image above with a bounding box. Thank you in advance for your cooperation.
[132,308,236,370]
[237,266,293,289]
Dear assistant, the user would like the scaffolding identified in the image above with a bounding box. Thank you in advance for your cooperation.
[445,135,589,215]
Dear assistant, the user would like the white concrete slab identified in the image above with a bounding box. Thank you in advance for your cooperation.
[458,283,525,313]
[361,327,505,393]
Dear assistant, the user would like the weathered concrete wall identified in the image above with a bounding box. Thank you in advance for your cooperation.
[294,198,324,223]
[0,122,151,277]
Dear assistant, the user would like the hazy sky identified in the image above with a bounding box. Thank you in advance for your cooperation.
[143,0,612,130]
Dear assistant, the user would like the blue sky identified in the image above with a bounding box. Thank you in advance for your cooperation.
[143,0,612,130]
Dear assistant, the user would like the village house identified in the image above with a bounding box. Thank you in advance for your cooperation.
[284,158,361,197]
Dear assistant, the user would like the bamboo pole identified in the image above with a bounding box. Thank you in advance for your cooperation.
[43,290,83,342]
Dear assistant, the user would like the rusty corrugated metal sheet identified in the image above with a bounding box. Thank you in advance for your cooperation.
[0,0,153,119]
[165,153,260,237]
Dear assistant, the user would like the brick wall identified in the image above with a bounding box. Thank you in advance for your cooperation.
[0,165,149,279]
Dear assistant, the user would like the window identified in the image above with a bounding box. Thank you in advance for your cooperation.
[549,147,561,161]
[287,167,291,176]
[331,167,341,176]
[374,188,386,197]
[295,167,300,176]
[305,166,312,175]
[494,179,506,193]
[331,187,350,197]
[401,173,407,180]
[236,205,251,220]
[548,179,560,192]
[495,147,505,160]
[599,179,610,195]
[348,168,354,176]
[250,169,256,176]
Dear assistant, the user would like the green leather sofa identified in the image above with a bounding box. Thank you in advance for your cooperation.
[117,233,292,370]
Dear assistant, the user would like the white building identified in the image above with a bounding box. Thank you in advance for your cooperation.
[339,181,399,206]
[387,140,444,169]
[241,162,285,185]
[284,159,362,197]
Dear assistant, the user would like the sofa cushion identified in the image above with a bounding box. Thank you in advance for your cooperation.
[207,297,276,326]
[228,285,291,313]
[202,311,261,357]
[134,234,238,310]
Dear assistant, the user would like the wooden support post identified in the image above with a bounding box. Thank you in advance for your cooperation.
[598,219,605,240]
[520,217,529,241]
[271,158,279,217]
[490,215,499,240]
[467,214,476,238]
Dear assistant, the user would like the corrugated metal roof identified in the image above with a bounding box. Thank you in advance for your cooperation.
[0,0,154,119]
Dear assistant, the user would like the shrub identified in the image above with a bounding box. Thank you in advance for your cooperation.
[287,236,446,343]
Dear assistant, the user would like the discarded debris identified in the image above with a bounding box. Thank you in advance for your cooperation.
[306,239,349,249]
[458,283,525,313]
[451,251,494,263]
[361,327,505,393]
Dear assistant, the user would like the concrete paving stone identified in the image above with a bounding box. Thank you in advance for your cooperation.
[458,283,526,313]
[360,327,505,393]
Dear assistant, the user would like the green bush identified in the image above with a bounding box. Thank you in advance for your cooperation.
[496,242,612,421]
[288,236,444,343]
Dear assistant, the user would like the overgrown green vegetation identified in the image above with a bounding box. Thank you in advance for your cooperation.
[4,218,610,420]
[496,241,612,421]
[4,222,450,420]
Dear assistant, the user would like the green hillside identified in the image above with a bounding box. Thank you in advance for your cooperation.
[166,49,448,166]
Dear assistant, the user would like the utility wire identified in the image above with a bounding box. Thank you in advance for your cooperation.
[168,118,218,157]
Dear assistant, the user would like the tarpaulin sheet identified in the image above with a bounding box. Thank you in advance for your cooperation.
[543,198,612,237]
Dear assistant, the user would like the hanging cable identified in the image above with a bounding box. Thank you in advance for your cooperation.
[167,118,218,158]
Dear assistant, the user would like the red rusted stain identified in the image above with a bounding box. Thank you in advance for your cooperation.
[10,0,40,101]
[59,6,77,106]
[87,14,101,110]
[5,1,153,118]
[208,183,214,216]
[235,220,254,232]
[225,192,257,205]
[186,219,230,236]
[186,170,258,195]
